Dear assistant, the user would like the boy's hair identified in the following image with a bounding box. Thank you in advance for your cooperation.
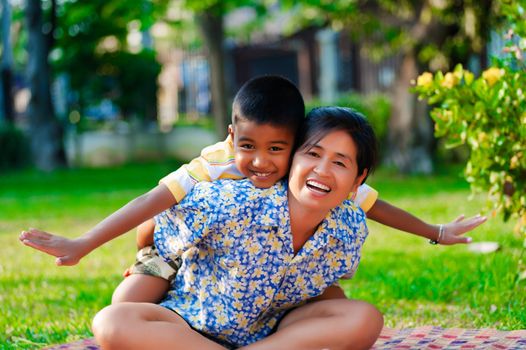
[299,107,378,183]
[232,75,305,136]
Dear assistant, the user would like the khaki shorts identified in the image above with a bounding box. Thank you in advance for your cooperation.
[124,245,181,281]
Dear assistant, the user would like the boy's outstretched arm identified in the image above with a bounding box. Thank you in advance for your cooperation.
[19,184,176,266]
[366,199,487,245]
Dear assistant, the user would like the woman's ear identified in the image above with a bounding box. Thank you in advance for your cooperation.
[352,169,368,192]
[358,168,368,185]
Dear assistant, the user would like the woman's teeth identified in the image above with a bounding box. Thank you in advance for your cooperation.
[306,180,330,192]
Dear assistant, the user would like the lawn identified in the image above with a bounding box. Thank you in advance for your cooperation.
[0,162,524,349]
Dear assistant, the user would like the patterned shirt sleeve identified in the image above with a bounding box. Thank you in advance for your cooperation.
[159,136,243,203]
[154,181,221,262]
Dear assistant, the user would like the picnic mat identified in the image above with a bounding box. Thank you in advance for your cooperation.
[43,326,526,349]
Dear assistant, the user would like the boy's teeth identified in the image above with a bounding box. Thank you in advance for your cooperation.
[255,172,270,177]
[306,180,330,192]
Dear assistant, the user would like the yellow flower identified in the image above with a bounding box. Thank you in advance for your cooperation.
[441,72,459,89]
[329,259,341,270]
[237,315,249,328]
[482,67,504,87]
[295,275,306,286]
[311,274,325,287]
[464,71,474,85]
[416,72,433,87]
[510,153,522,169]
[254,295,266,307]
[270,237,281,251]
[477,132,488,143]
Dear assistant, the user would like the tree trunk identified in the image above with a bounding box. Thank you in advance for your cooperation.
[385,51,433,174]
[196,9,229,138]
[1,0,14,123]
[26,0,65,171]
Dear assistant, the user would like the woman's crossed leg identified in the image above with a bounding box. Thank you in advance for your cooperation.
[92,302,228,350]
[239,299,383,350]
[92,299,382,350]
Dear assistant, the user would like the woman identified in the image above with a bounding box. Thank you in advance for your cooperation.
[92,107,383,350]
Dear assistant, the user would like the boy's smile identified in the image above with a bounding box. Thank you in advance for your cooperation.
[230,119,295,188]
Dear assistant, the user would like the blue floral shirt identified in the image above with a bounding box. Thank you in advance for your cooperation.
[154,179,368,347]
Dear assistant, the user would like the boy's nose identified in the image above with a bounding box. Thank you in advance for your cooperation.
[252,155,269,168]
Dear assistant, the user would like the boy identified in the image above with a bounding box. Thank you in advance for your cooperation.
[20,75,486,303]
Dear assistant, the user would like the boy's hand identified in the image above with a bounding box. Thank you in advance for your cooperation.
[439,214,487,245]
[19,228,87,266]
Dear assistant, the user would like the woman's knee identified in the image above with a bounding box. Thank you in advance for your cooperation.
[340,300,384,349]
[357,301,383,332]
[92,303,133,348]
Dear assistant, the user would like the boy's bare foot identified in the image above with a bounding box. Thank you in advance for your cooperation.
[19,228,86,266]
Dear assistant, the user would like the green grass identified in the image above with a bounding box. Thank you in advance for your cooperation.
[1,163,525,349]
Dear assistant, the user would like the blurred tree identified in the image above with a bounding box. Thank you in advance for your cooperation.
[286,0,495,173]
[1,0,15,124]
[53,0,168,124]
[181,1,231,138]
[26,0,66,171]
[414,1,526,238]
[182,0,268,137]
[195,6,229,138]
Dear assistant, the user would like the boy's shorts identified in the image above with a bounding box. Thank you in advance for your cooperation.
[124,245,181,281]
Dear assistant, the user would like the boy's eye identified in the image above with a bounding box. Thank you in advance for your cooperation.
[334,161,346,168]
[269,146,284,152]
[240,144,255,150]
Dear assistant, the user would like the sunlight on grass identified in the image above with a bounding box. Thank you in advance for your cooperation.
[1,163,524,348]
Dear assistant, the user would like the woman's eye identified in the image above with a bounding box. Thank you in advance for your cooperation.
[307,151,320,158]
[334,161,346,168]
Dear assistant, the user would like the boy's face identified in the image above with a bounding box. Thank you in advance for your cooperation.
[288,130,367,213]
[229,119,295,188]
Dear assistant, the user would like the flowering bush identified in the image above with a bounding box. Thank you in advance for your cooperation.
[413,34,526,237]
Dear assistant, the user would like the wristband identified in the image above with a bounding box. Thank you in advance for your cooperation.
[429,224,444,245]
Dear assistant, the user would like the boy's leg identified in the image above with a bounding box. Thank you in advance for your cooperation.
[112,274,169,303]
[92,302,228,350]
[239,299,383,350]
[136,218,155,248]
[113,245,180,303]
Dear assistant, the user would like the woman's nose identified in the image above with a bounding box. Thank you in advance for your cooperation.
[313,159,330,176]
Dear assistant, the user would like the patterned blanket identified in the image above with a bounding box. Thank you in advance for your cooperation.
[43,326,526,349]
[372,326,526,349]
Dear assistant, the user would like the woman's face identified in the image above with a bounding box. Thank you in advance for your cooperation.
[288,129,367,213]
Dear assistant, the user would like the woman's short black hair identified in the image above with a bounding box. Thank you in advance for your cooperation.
[298,107,378,183]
